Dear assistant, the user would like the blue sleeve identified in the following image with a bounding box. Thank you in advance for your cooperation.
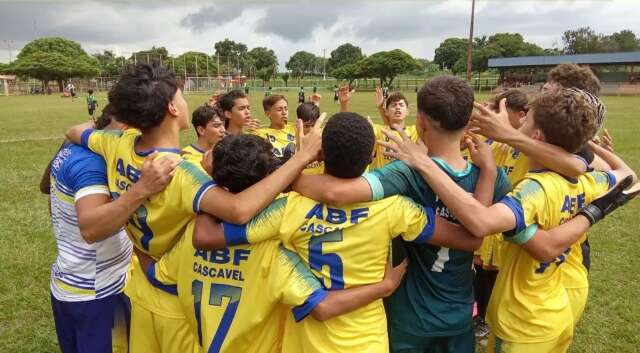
[499,195,526,236]
[80,129,95,149]
[67,150,108,194]
[146,263,178,295]
[222,222,249,246]
[414,206,436,243]
[493,167,513,203]
[291,288,328,322]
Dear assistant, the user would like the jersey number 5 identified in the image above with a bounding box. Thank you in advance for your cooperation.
[309,230,344,289]
[192,280,242,353]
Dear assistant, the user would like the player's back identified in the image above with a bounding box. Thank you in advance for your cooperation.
[277,192,434,353]
[147,221,324,353]
[488,169,615,342]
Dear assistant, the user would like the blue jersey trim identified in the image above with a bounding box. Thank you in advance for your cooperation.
[415,206,436,243]
[431,157,472,178]
[192,181,215,213]
[190,144,206,153]
[499,195,526,235]
[146,264,178,295]
[292,288,327,322]
[362,173,384,201]
[222,223,249,245]
[80,128,95,148]
[605,171,617,189]
[506,223,538,245]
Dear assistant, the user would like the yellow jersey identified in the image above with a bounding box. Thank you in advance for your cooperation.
[181,143,206,164]
[81,128,215,317]
[146,221,325,353]
[303,160,325,175]
[370,124,419,170]
[221,192,435,353]
[251,124,296,158]
[488,170,615,343]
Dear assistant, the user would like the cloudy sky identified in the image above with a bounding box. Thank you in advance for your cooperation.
[0,0,638,67]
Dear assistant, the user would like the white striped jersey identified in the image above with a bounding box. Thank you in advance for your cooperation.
[49,143,132,302]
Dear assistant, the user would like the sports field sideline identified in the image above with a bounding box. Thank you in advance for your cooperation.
[0,90,639,353]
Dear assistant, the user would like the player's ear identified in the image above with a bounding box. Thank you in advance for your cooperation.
[196,125,205,137]
[532,128,545,142]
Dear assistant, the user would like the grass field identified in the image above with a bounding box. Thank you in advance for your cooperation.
[0,90,638,353]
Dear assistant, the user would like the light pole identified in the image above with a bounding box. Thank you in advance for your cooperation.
[323,48,326,81]
[466,0,476,82]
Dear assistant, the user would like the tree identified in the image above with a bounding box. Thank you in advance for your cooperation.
[601,30,640,52]
[257,66,276,85]
[434,38,468,70]
[331,63,363,86]
[214,38,248,59]
[247,47,278,71]
[562,27,601,54]
[327,43,363,72]
[130,46,169,64]
[172,51,213,76]
[93,50,125,76]
[359,49,419,87]
[9,37,99,91]
[285,51,317,81]
[281,72,290,87]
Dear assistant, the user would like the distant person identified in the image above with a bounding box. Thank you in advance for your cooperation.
[244,83,250,95]
[382,85,389,100]
[333,85,339,103]
[86,89,98,120]
[313,84,318,94]
[298,86,305,104]
[265,86,272,97]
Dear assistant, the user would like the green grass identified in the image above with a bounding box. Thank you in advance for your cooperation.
[0,91,638,352]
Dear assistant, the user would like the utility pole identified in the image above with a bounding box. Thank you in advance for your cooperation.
[195,55,199,77]
[3,40,14,63]
[466,0,476,82]
[323,48,326,81]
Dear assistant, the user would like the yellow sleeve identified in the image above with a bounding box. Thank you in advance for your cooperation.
[499,178,546,244]
[270,244,325,322]
[388,196,436,243]
[166,159,215,214]
[146,232,187,294]
[221,197,288,246]
[250,128,268,139]
[586,171,617,197]
[80,128,126,158]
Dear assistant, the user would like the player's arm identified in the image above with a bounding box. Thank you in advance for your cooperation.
[465,133,497,206]
[338,85,352,112]
[375,86,390,125]
[310,259,407,321]
[134,241,180,295]
[199,118,323,224]
[76,153,178,244]
[65,121,94,145]
[470,100,587,177]
[292,174,372,205]
[589,141,637,184]
[192,213,225,249]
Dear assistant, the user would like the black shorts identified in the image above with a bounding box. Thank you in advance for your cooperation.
[88,108,95,116]
[298,98,305,103]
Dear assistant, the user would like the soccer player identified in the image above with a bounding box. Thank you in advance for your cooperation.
[136,133,409,353]
[297,102,324,175]
[181,105,226,163]
[87,89,98,120]
[48,109,177,353]
[204,112,490,353]
[251,95,296,158]
[65,62,324,353]
[381,88,637,353]
[298,86,305,104]
[218,89,258,135]
[292,76,511,353]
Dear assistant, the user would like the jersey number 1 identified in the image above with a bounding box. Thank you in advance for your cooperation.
[192,280,242,353]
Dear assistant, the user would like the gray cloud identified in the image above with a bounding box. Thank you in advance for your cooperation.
[180,3,247,32]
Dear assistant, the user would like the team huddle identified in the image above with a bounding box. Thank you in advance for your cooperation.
[43,60,638,353]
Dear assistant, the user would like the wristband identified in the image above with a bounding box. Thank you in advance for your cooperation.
[577,204,604,226]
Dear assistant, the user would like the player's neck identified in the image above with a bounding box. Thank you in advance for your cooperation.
[226,124,244,135]
[195,139,212,152]
[136,123,181,152]
[425,131,467,171]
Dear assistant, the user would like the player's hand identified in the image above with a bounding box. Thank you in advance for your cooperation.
[469,98,517,143]
[375,86,385,108]
[381,258,408,297]
[464,133,495,171]
[338,85,353,105]
[599,129,614,152]
[136,152,180,197]
[245,118,261,131]
[379,124,430,169]
[577,175,640,225]
[310,93,322,106]
[296,113,326,164]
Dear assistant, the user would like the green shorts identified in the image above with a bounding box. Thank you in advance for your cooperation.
[389,326,475,353]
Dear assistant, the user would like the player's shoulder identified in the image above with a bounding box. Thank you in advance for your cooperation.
[175,157,212,183]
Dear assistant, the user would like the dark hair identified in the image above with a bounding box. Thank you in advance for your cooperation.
[385,92,408,109]
[417,76,474,131]
[547,63,601,95]
[108,61,181,131]
[94,104,117,130]
[192,106,223,137]
[88,89,94,95]
[296,102,320,123]
[491,89,528,113]
[322,112,375,178]
[262,94,287,111]
[211,135,281,193]
[218,90,248,113]
[529,88,598,153]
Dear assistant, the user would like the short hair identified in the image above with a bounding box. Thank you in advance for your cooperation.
[547,63,601,95]
[491,89,528,113]
[94,104,117,130]
[417,76,474,131]
[218,90,247,113]
[322,112,375,178]
[108,61,180,131]
[385,92,408,109]
[296,102,320,123]
[211,135,280,193]
[192,106,223,137]
[262,94,287,111]
[88,89,94,95]
[529,88,598,153]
